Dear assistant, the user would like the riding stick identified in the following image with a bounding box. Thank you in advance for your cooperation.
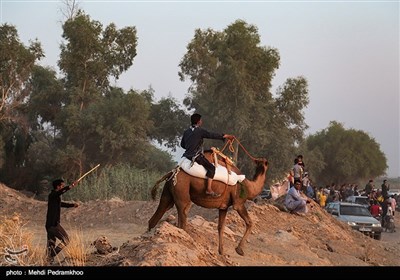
[76,164,100,183]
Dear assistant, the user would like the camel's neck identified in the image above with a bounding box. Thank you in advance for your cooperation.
[243,172,267,200]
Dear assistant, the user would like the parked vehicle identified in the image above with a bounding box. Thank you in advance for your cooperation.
[254,187,271,203]
[344,195,370,208]
[388,189,400,197]
[326,202,382,240]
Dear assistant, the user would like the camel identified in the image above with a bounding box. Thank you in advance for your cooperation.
[148,152,268,256]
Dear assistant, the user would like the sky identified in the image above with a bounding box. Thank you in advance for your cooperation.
[1,0,399,177]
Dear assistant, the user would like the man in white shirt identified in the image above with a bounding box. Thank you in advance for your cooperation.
[285,180,310,215]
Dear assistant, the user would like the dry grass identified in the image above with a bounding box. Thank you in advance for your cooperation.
[0,213,44,266]
[0,214,88,266]
[62,229,88,266]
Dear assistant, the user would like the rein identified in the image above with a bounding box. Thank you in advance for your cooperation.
[220,137,262,163]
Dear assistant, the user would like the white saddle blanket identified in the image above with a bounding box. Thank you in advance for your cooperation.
[179,158,245,185]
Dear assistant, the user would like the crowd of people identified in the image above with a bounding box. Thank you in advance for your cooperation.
[284,155,398,231]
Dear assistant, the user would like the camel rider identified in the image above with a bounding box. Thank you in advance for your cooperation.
[181,113,234,197]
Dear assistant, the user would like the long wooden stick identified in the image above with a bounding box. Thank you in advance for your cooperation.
[76,164,100,183]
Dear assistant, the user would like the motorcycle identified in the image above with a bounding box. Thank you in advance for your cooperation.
[383,215,395,233]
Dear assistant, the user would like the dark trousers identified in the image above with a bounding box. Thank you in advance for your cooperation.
[46,224,70,258]
[195,154,216,179]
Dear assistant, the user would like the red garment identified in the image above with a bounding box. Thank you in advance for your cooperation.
[370,204,380,217]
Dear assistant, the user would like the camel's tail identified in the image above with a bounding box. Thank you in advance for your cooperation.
[151,170,174,200]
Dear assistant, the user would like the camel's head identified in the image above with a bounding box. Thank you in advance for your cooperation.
[254,158,268,167]
[252,158,268,179]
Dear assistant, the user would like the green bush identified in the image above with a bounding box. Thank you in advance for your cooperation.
[63,164,164,201]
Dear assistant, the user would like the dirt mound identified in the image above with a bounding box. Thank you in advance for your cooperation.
[0,183,46,218]
[84,199,400,266]
[1,183,399,266]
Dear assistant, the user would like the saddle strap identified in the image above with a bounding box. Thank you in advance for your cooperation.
[211,147,233,176]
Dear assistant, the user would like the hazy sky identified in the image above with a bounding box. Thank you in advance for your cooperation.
[2,0,399,177]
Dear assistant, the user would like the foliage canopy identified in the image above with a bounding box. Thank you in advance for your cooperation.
[305,121,388,184]
[0,15,389,195]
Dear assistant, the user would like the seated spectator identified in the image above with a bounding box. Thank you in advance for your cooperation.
[306,183,314,199]
[376,190,384,204]
[370,200,381,218]
[285,179,310,215]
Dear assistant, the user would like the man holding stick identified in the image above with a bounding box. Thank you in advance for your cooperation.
[45,164,99,264]
[45,179,78,264]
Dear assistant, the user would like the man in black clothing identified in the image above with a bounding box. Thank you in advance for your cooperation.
[381,179,389,198]
[45,179,78,263]
[181,113,234,197]
[364,179,374,195]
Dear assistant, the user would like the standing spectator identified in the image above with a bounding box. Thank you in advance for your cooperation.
[353,185,360,196]
[390,195,396,216]
[364,179,374,195]
[314,187,321,204]
[381,197,390,227]
[297,155,305,170]
[302,172,310,194]
[292,158,303,185]
[381,179,390,198]
[344,184,354,200]
[327,189,339,204]
[319,187,327,208]
[339,184,346,201]
[383,200,395,230]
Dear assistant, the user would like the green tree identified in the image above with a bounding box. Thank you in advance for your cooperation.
[28,66,66,129]
[85,88,153,166]
[59,10,137,108]
[0,13,179,190]
[305,121,388,184]
[0,24,43,186]
[149,95,189,151]
[0,24,43,125]
[55,11,139,174]
[179,20,309,181]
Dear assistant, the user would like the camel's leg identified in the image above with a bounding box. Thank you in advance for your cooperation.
[148,183,174,231]
[217,209,228,255]
[176,202,192,231]
[233,205,253,256]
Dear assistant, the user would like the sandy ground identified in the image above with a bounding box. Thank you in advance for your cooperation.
[1,183,399,267]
